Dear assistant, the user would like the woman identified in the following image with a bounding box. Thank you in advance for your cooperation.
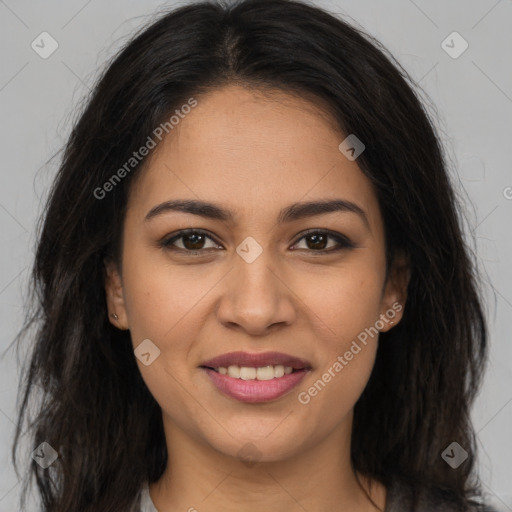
[11,0,497,510]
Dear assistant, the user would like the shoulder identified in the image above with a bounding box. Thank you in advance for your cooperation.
[385,479,499,512]
[137,481,159,512]
[124,480,157,512]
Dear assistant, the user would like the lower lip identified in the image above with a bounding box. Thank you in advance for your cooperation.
[202,367,309,403]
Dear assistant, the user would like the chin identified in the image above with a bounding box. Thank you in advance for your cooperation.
[204,427,308,465]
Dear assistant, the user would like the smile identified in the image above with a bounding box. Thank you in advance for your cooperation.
[212,364,295,380]
[201,365,310,403]
[199,351,312,403]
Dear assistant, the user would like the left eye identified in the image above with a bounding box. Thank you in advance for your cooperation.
[291,230,354,253]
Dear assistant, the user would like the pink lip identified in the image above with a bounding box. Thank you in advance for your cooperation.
[202,367,310,403]
[200,351,312,370]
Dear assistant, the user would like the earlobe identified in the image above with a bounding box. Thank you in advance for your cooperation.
[103,258,129,330]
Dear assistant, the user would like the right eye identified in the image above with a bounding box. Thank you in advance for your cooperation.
[160,229,223,254]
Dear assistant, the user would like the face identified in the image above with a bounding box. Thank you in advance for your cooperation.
[105,84,408,463]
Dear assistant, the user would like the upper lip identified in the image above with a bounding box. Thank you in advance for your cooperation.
[200,351,312,370]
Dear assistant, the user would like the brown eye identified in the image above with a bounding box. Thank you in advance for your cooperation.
[162,230,221,252]
[304,233,329,250]
[291,230,355,253]
[180,232,207,250]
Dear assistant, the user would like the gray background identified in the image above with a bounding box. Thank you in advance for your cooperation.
[0,0,511,510]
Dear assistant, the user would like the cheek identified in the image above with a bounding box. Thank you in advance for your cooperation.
[121,259,209,423]
[303,261,384,341]
[296,330,379,428]
[295,263,383,407]
[121,249,215,343]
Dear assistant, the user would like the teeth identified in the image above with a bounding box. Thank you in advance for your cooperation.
[273,365,284,378]
[217,364,296,380]
[227,365,240,378]
[258,365,276,380]
[240,367,256,380]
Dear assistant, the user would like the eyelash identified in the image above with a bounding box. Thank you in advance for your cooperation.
[160,228,355,255]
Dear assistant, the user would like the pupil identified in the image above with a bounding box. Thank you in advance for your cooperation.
[184,233,204,250]
[308,233,327,250]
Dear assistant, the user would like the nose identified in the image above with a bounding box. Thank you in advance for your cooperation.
[216,247,297,336]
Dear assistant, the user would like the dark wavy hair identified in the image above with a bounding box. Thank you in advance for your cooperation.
[9,0,493,510]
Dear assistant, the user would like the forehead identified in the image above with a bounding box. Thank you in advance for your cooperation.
[127,84,381,230]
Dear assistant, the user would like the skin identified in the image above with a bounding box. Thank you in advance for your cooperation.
[105,84,410,512]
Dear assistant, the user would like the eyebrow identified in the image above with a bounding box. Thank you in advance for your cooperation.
[144,198,370,230]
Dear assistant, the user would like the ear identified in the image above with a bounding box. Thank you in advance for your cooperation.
[378,250,410,333]
[104,258,129,330]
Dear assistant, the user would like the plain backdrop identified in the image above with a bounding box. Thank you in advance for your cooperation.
[0,0,510,510]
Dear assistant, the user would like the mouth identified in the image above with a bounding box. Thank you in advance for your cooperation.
[199,351,312,403]
[200,350,312,372]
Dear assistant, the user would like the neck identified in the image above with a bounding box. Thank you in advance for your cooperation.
[149,414,387,512]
